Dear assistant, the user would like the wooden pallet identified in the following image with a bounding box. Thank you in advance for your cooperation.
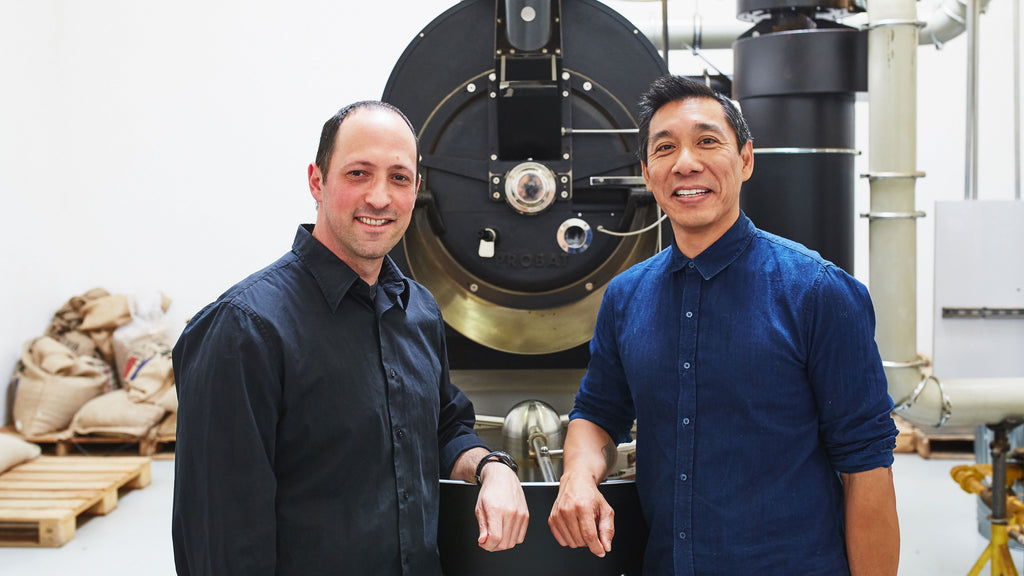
[140,413,176,460]
[893,414,916,454]
[0,414,176,458]
[0,456,151,547]
[913,427,975,460]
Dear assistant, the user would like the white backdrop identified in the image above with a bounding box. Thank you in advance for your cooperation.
[1,0,1020,424]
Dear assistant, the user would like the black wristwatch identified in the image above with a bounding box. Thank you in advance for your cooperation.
[474,450,518,484]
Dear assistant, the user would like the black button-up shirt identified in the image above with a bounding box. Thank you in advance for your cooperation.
[172,224,485,575]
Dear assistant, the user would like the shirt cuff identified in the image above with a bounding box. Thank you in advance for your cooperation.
[440,433,488,479]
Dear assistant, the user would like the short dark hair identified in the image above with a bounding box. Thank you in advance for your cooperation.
[636,75,752,165]
[314,101,420,179]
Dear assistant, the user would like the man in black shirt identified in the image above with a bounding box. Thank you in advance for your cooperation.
[172,101,529,575]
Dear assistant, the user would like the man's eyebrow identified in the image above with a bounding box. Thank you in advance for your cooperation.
[694,122,727,136]
[650,129,672,143]
[341,160,414,172]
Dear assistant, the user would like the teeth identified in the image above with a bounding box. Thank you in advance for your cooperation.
[674,189,710,197]
[357,217,387,226]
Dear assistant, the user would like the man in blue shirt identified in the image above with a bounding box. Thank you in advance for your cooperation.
[172,101,528,575]
[547,76,899,575]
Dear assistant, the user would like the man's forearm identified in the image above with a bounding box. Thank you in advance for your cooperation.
[451,446,494,484]
[562,419,617,484]
[843,467,899,575]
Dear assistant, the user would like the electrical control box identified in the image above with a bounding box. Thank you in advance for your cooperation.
[932,201,1024,379]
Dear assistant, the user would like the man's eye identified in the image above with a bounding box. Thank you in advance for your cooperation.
[348,170,366,177]
[655,143,674,153]
[699,138,718,145]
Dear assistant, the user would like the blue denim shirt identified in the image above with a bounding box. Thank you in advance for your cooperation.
[572,213,896,576]
[172,224,484,576]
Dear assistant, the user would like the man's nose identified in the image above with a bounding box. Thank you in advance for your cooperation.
[365,178,391,208]
[673,147,702,174]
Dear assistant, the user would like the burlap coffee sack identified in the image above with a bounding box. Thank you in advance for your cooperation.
[150,384,178,413]
[79,293,132,364]
[112,291,176,379]
[156,412,177,437]
[0,432,41,474]
[70,389,166,438]
[44,287,111,359]
[121,341,174,404]
[11,337,112,437]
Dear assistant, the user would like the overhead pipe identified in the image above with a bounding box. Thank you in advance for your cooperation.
[631,0,993,53]
[1014,0,1021,200]
[965,0,981,200]
[920,0,994,48]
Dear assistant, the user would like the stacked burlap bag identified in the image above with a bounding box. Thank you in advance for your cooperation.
[44,287,131,366]
[10,288,178,440]
[11,336,113,437]
[0,432,41,474]
[69,291,177,437]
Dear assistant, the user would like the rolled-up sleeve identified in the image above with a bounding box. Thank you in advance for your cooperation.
[807,266,897,473]
[570,283,637,446]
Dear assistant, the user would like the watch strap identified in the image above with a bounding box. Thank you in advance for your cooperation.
[474,450,518,484]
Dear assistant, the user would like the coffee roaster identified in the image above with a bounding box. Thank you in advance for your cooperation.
[383,0,668,374]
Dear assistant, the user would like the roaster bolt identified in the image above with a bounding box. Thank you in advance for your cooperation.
[469,284,479,293]
[466,83,476,93]
[583,82,592,91]
[560,176,568,183]
[561,191,568,199]
[562,90,569,98]
[562,72,570,81]
[493,177,500,184]
[491,154,498,161]
[586,282,594,291]
[489,73,497,82]
[493,192,500,199]
[490,92,497,99]
[563,153,570,160]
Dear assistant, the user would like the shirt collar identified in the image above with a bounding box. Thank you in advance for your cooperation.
[292,224,410,312]
[668,211,756,280]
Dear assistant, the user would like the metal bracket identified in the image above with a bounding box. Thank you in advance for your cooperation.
[894,375,953,428]
[859,211,927,221]
[753,147,859,155]
[942,307,1024,319]
[589,176,645,186]
[859,171,927,181]
[862,19,927,31]
[882,356,930,370]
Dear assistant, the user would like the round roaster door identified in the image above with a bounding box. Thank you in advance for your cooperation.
[383,0,668,356]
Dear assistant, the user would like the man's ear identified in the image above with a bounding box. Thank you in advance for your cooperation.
[308,163,324,203]
[740,140,754,182]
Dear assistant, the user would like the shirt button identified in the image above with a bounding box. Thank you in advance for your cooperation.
[389,368,397,378]
[683,362,691,369]
[402,490,410,500]
[679,531,687,540]
[683,417,690,425]
[396,428,406,439]
[685,311,693,318]
[680,474,687,481]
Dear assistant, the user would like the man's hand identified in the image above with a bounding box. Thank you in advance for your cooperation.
[474,461,529,551]
[548,470,615,557]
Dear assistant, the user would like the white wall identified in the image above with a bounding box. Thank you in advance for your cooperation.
[1,0,1020,424]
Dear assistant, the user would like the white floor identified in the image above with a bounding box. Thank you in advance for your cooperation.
[0,453,1014,576]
